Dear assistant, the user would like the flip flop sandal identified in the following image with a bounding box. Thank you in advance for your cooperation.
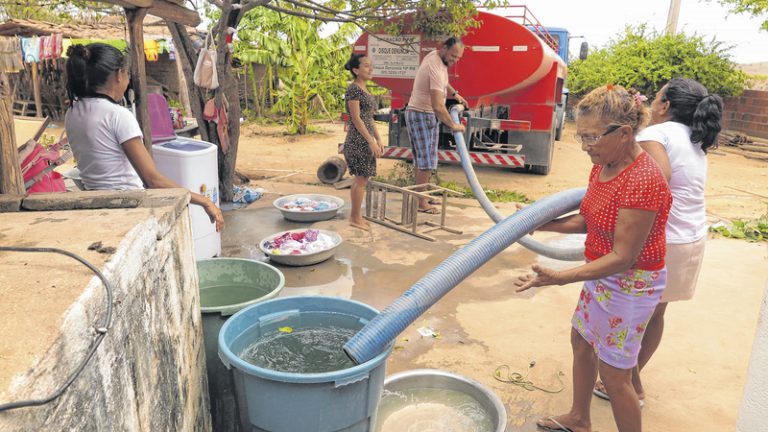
[593,382,645,408]
[428,199,441,205]
[593,381,610,401]
[537,416,574,432]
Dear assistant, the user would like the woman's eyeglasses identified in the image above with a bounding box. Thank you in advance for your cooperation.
[574,124,622,145]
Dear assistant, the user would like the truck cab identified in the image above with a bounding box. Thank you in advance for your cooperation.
[532,26,572,141]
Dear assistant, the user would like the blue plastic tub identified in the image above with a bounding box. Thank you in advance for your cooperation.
[218,296,392,432]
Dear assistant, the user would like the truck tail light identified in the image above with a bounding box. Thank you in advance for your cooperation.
[499,120,531,131]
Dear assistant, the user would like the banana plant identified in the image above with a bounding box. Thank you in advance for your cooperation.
[236,8,357,134]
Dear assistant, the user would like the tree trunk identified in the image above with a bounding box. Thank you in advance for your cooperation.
[215,6,242,203]
[167,12,242,203]
[0,72,25,195]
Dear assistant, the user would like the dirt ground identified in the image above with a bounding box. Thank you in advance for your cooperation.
[229,121,768,431]
[236,121,768,221]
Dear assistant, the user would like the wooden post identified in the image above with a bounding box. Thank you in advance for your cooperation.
[31,62,43,117]
[125,7,152,152]
[0,72,25,195]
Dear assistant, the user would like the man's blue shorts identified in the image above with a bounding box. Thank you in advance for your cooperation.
[405,109,440,170]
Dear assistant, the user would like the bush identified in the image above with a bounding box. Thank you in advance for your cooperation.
[568,25,748,98]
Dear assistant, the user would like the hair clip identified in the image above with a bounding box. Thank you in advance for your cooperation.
[606,84,615,91]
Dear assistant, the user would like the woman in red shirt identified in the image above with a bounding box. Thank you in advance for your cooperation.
[516,85,671,432]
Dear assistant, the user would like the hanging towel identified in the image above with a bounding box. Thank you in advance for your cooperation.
[216,95,230,154]
[21,37,40,63]
[0,37,23,72]
[51,33,63,59]
[144,39,159,61]
[40,35,53,59]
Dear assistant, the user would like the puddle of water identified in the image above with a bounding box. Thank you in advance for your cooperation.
[375,388,494,432]
[279,258,356,299]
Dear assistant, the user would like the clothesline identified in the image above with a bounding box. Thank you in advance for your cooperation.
[0,34,179,72]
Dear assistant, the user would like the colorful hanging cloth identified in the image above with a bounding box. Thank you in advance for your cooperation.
[0,36,24,72]
[21,37,40,63]
[144,39,159,61]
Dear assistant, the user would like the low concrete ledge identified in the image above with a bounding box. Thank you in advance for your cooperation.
[0,194,23,212]
[0,189,210,431]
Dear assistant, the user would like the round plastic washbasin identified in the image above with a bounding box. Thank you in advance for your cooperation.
[273,194,345,222]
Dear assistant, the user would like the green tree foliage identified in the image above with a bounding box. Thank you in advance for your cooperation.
[716,0,768,30]
[568,25,748,98]
[0,0,118,23]
[235,8,355,134]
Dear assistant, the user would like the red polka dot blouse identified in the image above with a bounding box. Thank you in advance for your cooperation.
[580,152,672,271]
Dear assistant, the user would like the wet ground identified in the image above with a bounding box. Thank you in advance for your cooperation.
[220,180,767,432]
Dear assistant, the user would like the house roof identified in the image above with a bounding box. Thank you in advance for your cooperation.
[0,17,197,40]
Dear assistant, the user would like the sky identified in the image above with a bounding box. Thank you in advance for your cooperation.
[514,0,768,65]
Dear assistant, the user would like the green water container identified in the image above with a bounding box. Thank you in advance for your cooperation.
[198,258,285,432]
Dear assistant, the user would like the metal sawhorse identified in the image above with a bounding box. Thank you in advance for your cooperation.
[364,180,464,241]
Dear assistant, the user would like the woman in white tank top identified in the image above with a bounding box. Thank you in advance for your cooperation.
[593,78,723,406]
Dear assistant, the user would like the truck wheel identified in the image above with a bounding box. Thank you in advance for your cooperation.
[529,164,551,175]
[555,124,563,141]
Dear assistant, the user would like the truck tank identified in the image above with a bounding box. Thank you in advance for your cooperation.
[353,8,567,174]
[354,11,566,110]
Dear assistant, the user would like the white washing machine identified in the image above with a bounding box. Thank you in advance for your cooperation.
[152,138,221,259]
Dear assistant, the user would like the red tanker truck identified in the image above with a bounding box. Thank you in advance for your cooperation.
[351,7,569,174]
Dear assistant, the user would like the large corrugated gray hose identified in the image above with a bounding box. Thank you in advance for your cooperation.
[343,187,585,365]
[449,105,585,261]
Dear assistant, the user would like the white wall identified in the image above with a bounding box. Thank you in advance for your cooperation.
[737,281,768,431]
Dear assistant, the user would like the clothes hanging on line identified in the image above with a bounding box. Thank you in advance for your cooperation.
[21,36,40,63]
[0,36,23,72]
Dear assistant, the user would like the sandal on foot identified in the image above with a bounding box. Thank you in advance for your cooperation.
[593,381,610,401]
[428,199,441,205]
[537,416,574,432]
[417,206,440,214]
[593,381,645,408]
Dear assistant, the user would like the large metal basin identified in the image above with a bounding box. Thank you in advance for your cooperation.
[376,369,506,432]
[259,229,343,267]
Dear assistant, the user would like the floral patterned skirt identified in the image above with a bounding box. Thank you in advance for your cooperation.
[571,268,666,369]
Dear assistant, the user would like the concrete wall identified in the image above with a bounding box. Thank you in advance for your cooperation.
[737,282,768,431]
[722,90,768,140]
[0,190,211,432]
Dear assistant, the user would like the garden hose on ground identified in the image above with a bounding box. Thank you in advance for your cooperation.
[0,247,113,412]
[493,362,565,393]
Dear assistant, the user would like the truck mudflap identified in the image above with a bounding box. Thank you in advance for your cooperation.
[382,147,525,168]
